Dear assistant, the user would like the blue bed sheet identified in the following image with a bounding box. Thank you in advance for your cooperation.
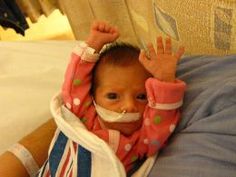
[149,55,236,177]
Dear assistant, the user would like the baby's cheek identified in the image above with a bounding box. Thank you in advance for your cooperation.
[138,103,147,114]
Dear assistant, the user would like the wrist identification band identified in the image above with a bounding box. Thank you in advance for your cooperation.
[8,143,40,177]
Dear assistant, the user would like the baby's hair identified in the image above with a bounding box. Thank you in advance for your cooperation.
[91,42,140,95]
[99,42,140,66]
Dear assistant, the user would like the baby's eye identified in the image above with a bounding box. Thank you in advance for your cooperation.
[106,92,118,100]
[136,93,147,101]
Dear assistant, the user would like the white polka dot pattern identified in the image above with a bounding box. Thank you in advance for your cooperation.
[144,118,151,126]
[124,144,132,152]
[143,138,149,144]
[73,98,81,106]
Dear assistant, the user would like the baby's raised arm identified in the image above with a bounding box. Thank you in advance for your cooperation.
[62,21,119,124]
[139,36,185,82]
[138,37,186,156]
[86,21,119,52]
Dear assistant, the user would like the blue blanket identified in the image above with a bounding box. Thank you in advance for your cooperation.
[149,55,236,177]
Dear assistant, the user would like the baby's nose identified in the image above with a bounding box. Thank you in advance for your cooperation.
[122,98,137,113]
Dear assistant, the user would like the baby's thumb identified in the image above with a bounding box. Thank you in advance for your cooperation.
[139,50,147,64]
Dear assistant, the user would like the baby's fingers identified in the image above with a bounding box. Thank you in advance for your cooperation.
[165,37,172,54]
[109,26,119,34]
[104,24,111,32]
[104,23,116,33]
[92,21,108,32]
[174,46,185,60]
[98,22,106,31]
[147,43,157,60]
[156,36,164,54]
[91,21,99,30]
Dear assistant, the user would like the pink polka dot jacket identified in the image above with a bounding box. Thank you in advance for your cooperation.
[37,42,186,177]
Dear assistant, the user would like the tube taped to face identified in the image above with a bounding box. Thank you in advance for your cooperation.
[93,101,141,123]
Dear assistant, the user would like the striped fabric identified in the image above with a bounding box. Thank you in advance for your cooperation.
[37,131,147,177]
[37,132,92,177]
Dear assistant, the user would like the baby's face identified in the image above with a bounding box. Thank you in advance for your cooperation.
[94,61,150,136]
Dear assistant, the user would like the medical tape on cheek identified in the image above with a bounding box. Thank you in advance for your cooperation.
[93,102,141,123]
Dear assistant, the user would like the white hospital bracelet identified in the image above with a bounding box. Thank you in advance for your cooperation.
[148,100,183,110]
[8,143,39,177]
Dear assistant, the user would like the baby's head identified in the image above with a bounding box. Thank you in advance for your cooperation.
[92,43,151,136]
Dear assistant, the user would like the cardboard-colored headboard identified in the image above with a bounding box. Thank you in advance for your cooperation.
[62,0,236,55]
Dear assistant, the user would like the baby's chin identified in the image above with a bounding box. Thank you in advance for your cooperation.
[101,118,143,137]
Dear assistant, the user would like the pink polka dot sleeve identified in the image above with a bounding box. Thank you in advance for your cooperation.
[138,78,186,156]
[61,42,99,128]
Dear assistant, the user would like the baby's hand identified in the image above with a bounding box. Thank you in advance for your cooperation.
[139,36,185,82]
[86,21,120,52]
